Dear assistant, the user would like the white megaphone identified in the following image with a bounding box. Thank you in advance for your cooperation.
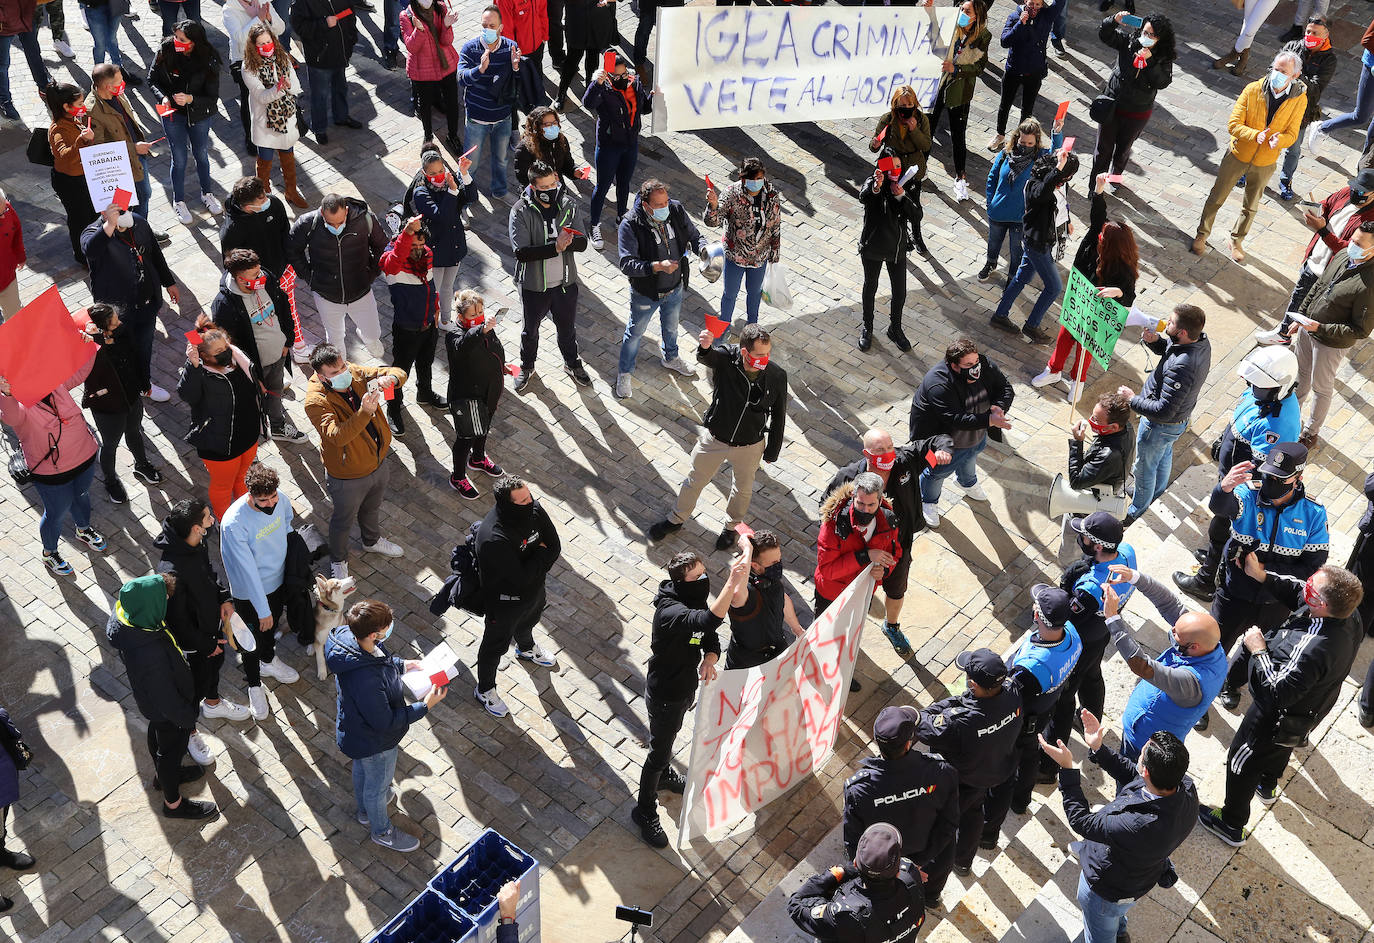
[1125,307,1167,334]
[1047,472,1130,519]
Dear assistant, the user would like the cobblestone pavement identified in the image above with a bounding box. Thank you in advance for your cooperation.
[0,0,1372,940]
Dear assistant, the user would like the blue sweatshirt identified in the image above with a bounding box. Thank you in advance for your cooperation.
[457,35,518,123]
[220,491,293,616]
[985,132,1062,223]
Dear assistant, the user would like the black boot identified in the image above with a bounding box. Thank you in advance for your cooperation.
[886,322,912,352]
[1173,569,1215,602]
[858,324,873,352]
[386,400,406,437]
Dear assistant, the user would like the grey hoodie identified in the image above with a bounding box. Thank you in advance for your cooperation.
[508,185,588,292]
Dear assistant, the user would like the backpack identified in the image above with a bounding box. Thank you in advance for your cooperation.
[427,520,485,617]
[27,127,54,167]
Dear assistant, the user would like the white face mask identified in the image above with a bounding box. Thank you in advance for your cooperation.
[116,212,135,229]
[417,0,433,8]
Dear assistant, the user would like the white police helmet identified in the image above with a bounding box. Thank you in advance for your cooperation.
[1237,345,1298,398]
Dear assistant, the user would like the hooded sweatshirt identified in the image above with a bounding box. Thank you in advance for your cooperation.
[210,267,292,371]
[645,577,723,703]
[221,490,293,616]
[473,496,561,609]
[220,193,291,278]
[154,517,232,656]
[106,575,199,729]
[379,231,439,331]
[324,625,428,759]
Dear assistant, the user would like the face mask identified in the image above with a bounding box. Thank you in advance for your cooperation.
[117,212,134,229]
[1258,475,1295,503]
[612,75,629,89]
[1304,34,1324,49]
[461,313,485,327]
[1349,243,1371,264]
[1269,70,1291,94]
[328,371,352,391]
[210,349,234,367]
[962,362,982,381]
[1013,143,1030,155]
[110,81,127,97]
[744,178,765,194]
[375,624,393,643]
[420,172,445,188]
[257,41,275,56]
[957,10,971,27]
[324,221,345,236]
[1170,631,1192,657]
[417,0,433,7]
[1251,384,1280,402]
[650,205,670,222]
[245,275,267,291]
[1078,536,1097,556]
[751,561,784,585]
[894,106,915,120]
[250,201,268,213]
[864,449,897,471]
[535,186,559,206]
[69,104,88,118]
[1138,34,1156,47]
[173,38,193,53]
[542,124,560,141]
[1088,418,1110,435]
[851,507,877,527]
[481,27,500,44]
[744,351,769,370]
[1303,578,1321,608]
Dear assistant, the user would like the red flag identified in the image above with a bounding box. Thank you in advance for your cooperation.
[1053,100,1070,123]
[733,523,754,538]
[704,314,729,338]
[504,363,520,376]
[0,287,95,407]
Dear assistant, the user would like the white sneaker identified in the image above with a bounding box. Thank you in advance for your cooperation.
[281,373,292,391]
[186,730,215,765]
[330,561,349,580]
[202,193,223,215]
[291,340,313,364]
[615,373,633,399]
[259,657,300,684]
[475,686,510,718]
[962,482,990,502]
[1059,373,1075,390]
[201,698,251,722]
[362,536,404,558]
[923,502,941,528]
[661,355,697,377]
[1305,121,1326,158]
[145,383,171,403]
[173,201,194,225]
[590,228,605,251]
[247,685,269,721]
[515,644,557,667]
[1254,327,1288,346]
[1030,367,1057,388]
[953,179,970,203]
[54,36,75,58]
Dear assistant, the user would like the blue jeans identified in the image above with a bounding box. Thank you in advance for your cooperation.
[1076,872,1135,943]
[162,112,214,203]
[157,0,200,37]
[920,437,986,503]
[352,747,398,839]
[1319,63,1374,140]
[273,0,293,43]
[82,2,124,65]
[986,219,1023,275]
[1127,416,1187,517]
[307,65,350,131]
[1279,131,1303,186]
[993,244,1062,329]
[134,157,152,217]
[1051,0,1069,42]
[721,258,766,325]
[382,0,401,56]
[0,28,51,108]
[589,140,638,226]
[464,115,512,197]
[34,459,96,552]
[618,283,684,375]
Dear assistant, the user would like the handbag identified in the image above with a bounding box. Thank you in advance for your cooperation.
[0,723,33,771]
[1089,94,1117,124]
[451,398,490,438]
[27,127,54,167]
[761,261,794,310]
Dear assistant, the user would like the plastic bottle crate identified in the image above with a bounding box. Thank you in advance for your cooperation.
[428,829,540,943]
[369,888,477,943]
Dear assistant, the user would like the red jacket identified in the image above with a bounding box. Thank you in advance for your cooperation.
[1303,187,1374,263]
[499,0,548,54]
[814,483,902,603]
[400,4,458,82]
[0,201,24,291]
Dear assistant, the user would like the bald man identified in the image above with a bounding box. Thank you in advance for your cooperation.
[823,427,952,656]
[1099,564,1227,762]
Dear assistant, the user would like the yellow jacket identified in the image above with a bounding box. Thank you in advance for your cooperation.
[1227,77,1307,168]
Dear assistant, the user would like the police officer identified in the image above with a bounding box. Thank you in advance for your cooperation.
[917,648,1023,905]
[1180,346,1301,601]
[1177,442,1329,731]
[724,530,805,670]
[981,584,1083,849]
[787,822,925,943]
[842,706,959,880]
[1039,511,1136,778]
[1198,559,1364,846]
[822,427,953,656]
[631,542,751,848]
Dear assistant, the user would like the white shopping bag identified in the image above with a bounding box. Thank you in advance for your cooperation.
[761,262,794,311]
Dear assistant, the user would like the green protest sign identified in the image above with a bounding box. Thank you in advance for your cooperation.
[1059,267,1128,371]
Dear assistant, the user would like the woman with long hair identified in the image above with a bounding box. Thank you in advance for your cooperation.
[45,81,97,266]
[990,0,1054,151]
[223,0,286,152]
[980,115,1062,281]
[513,105,577,186]
[1091,12,1175,181]
[400,0,460,149]
[150,20,224,225]
[242,24,307,208]
[929,0,990,202]
[705,156,782,328]
[867,84,932,254]
[1032,172,1140,392]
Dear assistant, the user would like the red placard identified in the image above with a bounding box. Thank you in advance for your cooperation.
[1053,100,1070,123]
[1062,137,1076,153]
[877,156,898,174]
[603,50,616,74]
[184,330,203,345]
[429,670,450,686]
[381,383,395,400]
[0,287,96,408]
[1107,173,1124,184]
[704,314,729,338]
[112,187,132,211]
[155,102,176,117]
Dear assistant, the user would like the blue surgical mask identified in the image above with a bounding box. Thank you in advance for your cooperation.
[251,201,268,214]
[651,205,670,222]
[744,178,764,193]
[1349,243,1370,264]
[542,124,560,140]
[328,371,352,391]
[481,27,499,44]
[1269,70,1290,93]
[1138,34,1156,48]
[324,221,344,236]
[956,10,971,27]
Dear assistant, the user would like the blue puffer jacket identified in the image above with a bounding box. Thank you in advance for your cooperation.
[411,171,480,268]
[1000,5,1055,77]
[324,625,428,759]
[985,132,1061,223]
[380,231,439,331]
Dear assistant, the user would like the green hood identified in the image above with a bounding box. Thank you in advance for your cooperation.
[116,574,169,630]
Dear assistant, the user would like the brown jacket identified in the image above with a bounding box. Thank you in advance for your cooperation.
[303,364,407,479]
[48,114,86,176]
[84,91,147,183]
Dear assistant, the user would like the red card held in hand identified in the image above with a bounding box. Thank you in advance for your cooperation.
[926,449,937,467]
[603,50,616,73]
[705,174,715,190]
[382,383,395,400]
[112,187,132,211]
[562,226,583,237]
[336,6,353,15]
[504,363,520,376]
[575,165,592,180]
[734,523,754,538]
[704,314,729,338]
[875,126,887,144]
[877,156,898,174]
[429,670,449,686]
[1054,100,1070,123]
[1063,137,1076,153]
[185,330,203,345]
[155,102,176,117]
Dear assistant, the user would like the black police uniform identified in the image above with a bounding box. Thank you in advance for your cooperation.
[916,685,1024,893]
[786,863,925,943]
[725,569,791,670]
[842,750,960,867]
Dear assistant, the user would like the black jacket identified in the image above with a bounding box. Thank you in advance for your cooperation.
[909,355,1014,444]
[787,863,924,943]
[291,0,359,69]
[617,196,706,299]
[82,217,176,312]
[917,686,1025,789]
[824,440,952,543]
[176,360,265,461]
[513,136,577,186]
[220,194,291,278]
[288,199,386,304]
[725,577,789,670]
[1068,425,1133,491]
[150,44,221,124]
[1023,158,1071,250]
[474,498,561,609]
[842,751,960,864]
[444,323,505,417]
[210,268,293,372]
[154,519,231,657]
[83,331,145,412]
[858,178,921,263]
[1099,15,1174,114]
[1359,471,1374,534]
[562,0,616,50]
[1284,39,1338,126]
[645,578,723,703]
[583,75,650,148]
[106,607,199,729]
[1059,745,1198,902]
[1071,191,1137,306]
[696,341,788,461]
[1131,334,1211,423]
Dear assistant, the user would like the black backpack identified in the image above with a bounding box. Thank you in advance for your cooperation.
[427,520,485,617]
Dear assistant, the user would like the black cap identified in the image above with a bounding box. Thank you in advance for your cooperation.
[1258,441,1307,478]
[855,823,903,880]
[874,705,919,747]
[956,648,1009,687]
[1032,583,1072,627]
[1350,168,1374,194]
[1069,510,1124,549]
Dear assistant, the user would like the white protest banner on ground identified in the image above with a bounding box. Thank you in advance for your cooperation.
[655,6,957,133]
[676,572,873,845]
[80,140,139,210]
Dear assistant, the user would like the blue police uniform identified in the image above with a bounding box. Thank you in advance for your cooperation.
[1217,390,1302,471]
